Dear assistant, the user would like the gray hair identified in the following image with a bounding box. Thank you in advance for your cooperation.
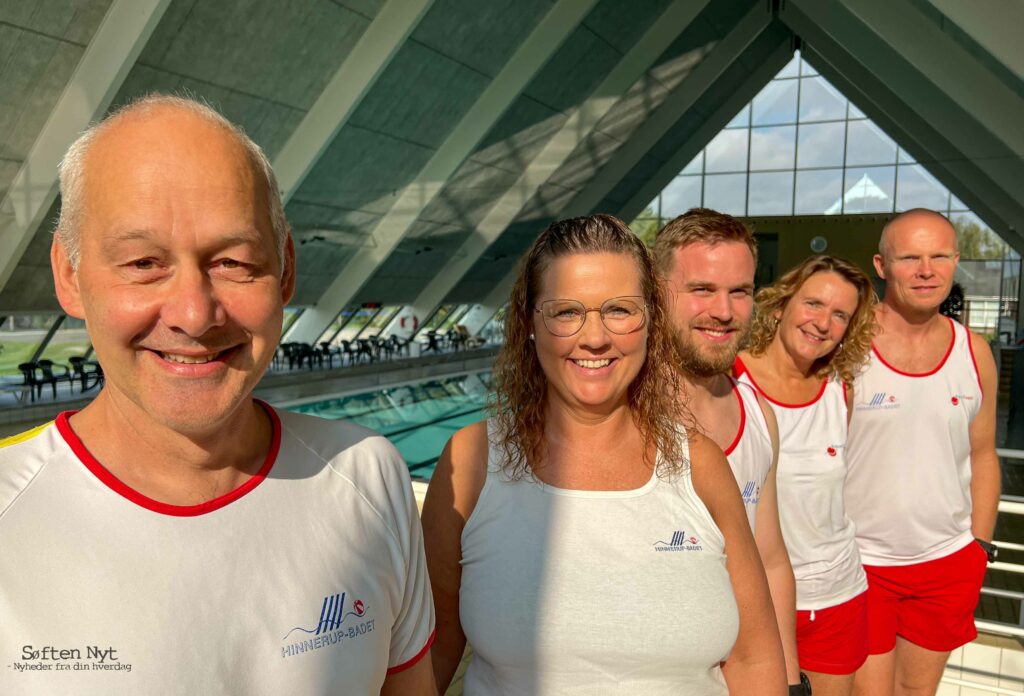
[54,93,289,269]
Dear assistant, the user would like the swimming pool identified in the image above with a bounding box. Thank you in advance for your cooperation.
[284,371,491,481]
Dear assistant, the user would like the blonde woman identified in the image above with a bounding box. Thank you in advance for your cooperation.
[735,255,876,696]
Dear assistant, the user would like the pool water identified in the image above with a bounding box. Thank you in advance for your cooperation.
[286,371,491,480]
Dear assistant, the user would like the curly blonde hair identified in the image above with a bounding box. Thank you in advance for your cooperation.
[491,214,691,479]
[748,255,877,384]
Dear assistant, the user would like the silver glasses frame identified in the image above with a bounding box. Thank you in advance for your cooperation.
[533,295,647,337]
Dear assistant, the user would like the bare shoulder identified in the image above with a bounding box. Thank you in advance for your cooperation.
[425,420,490,523]
[966,329,997,393]
[967,328,996,364]
[687,429,735,511]
[753,391,780,451]
[752,391,777,430]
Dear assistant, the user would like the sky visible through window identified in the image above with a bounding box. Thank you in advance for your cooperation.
[635,51,1008,258]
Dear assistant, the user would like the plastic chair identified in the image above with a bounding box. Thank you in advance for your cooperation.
[69,357,103,392]
[36,360,70,399]
[17,362,43,402]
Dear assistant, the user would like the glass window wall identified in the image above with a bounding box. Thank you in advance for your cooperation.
[0,315,61,378]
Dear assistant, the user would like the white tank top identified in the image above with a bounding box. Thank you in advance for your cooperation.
[846,318,982,565]
[724,379,774,534]
[736,361,867,610]
[458,421,739,695]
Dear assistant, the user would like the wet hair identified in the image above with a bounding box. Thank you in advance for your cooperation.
[653,207,758,275]
[490,214,691,479]
[55,93,289,269]
[748,255,877,384]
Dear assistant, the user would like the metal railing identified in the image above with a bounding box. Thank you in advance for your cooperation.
[975,450,1024,640]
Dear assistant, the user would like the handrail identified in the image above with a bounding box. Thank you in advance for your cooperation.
[999,499,1024,515]
[998,448,1024,460]
[987,560,1024,574]
[976,619,1024,638]
[981,586,1024,600]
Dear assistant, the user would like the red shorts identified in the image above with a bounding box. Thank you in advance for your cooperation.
[795,592,869,675]
[864,541,988,654]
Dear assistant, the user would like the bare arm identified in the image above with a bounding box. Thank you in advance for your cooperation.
[381,658,438,696]
[968,332,1000,541]
[420,421,489,692]
[752,395,799,686]
[690,431,787,695]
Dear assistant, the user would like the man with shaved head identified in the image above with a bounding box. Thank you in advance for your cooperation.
[846,209,999,696]
[0,95,436,695]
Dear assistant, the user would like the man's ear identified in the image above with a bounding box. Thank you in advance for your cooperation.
[51,238,85,318]
[872,253,886,281]
[280,230,296,305]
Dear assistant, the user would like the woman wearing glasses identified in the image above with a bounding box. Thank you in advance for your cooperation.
[735,256,876,696]
[421,215,786,694]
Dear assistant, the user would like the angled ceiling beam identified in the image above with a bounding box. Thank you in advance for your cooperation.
[0,0,171,294]
[274,0,434,202]
[781,0,1024,253]
[286,0,599,344]
[557,0,777,219]
[842,0,1024,173]
[617,35,793,223]
[400,0,711,324]
[925,0,1024,81]
[802,44,1024,254]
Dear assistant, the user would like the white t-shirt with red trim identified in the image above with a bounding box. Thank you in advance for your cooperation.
[723,379,773,534]
[0,404,434,695]
[846,318,982,566]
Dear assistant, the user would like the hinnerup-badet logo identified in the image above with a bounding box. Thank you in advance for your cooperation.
[281,592,375,659]
[653,530,702,552]
[857,392,899,411]
[741,480,760,506]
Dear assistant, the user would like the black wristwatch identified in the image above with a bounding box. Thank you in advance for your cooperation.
[977,538,999,563]
[789,672,812,695]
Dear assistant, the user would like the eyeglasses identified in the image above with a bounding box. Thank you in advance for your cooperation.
[534,296,647,337]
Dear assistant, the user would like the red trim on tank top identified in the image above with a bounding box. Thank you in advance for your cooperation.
[56,400,281,517]
[723,383,746,456]
[734,356,827,408]
[872,316,955,377]
[386,630,435,674]
[966,328,984,398]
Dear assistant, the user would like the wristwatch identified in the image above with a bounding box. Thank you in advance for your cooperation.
[977,538,999,563]
[789,672,812,695]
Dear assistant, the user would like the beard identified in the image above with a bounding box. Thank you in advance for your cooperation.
[674,322,750,378]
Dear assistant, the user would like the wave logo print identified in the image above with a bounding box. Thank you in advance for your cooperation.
[653,530,702,552]
[858,392,899,410]
[282,593,366,641]
[740,480,761,506]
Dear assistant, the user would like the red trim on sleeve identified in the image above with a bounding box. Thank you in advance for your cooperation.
[56,401,281,517]
[386,629,435,675]
[723,383,746,456]
[966,328,984,400]
[873,316,956,378]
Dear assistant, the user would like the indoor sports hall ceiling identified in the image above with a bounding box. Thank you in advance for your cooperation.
[0,0,1020,342]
